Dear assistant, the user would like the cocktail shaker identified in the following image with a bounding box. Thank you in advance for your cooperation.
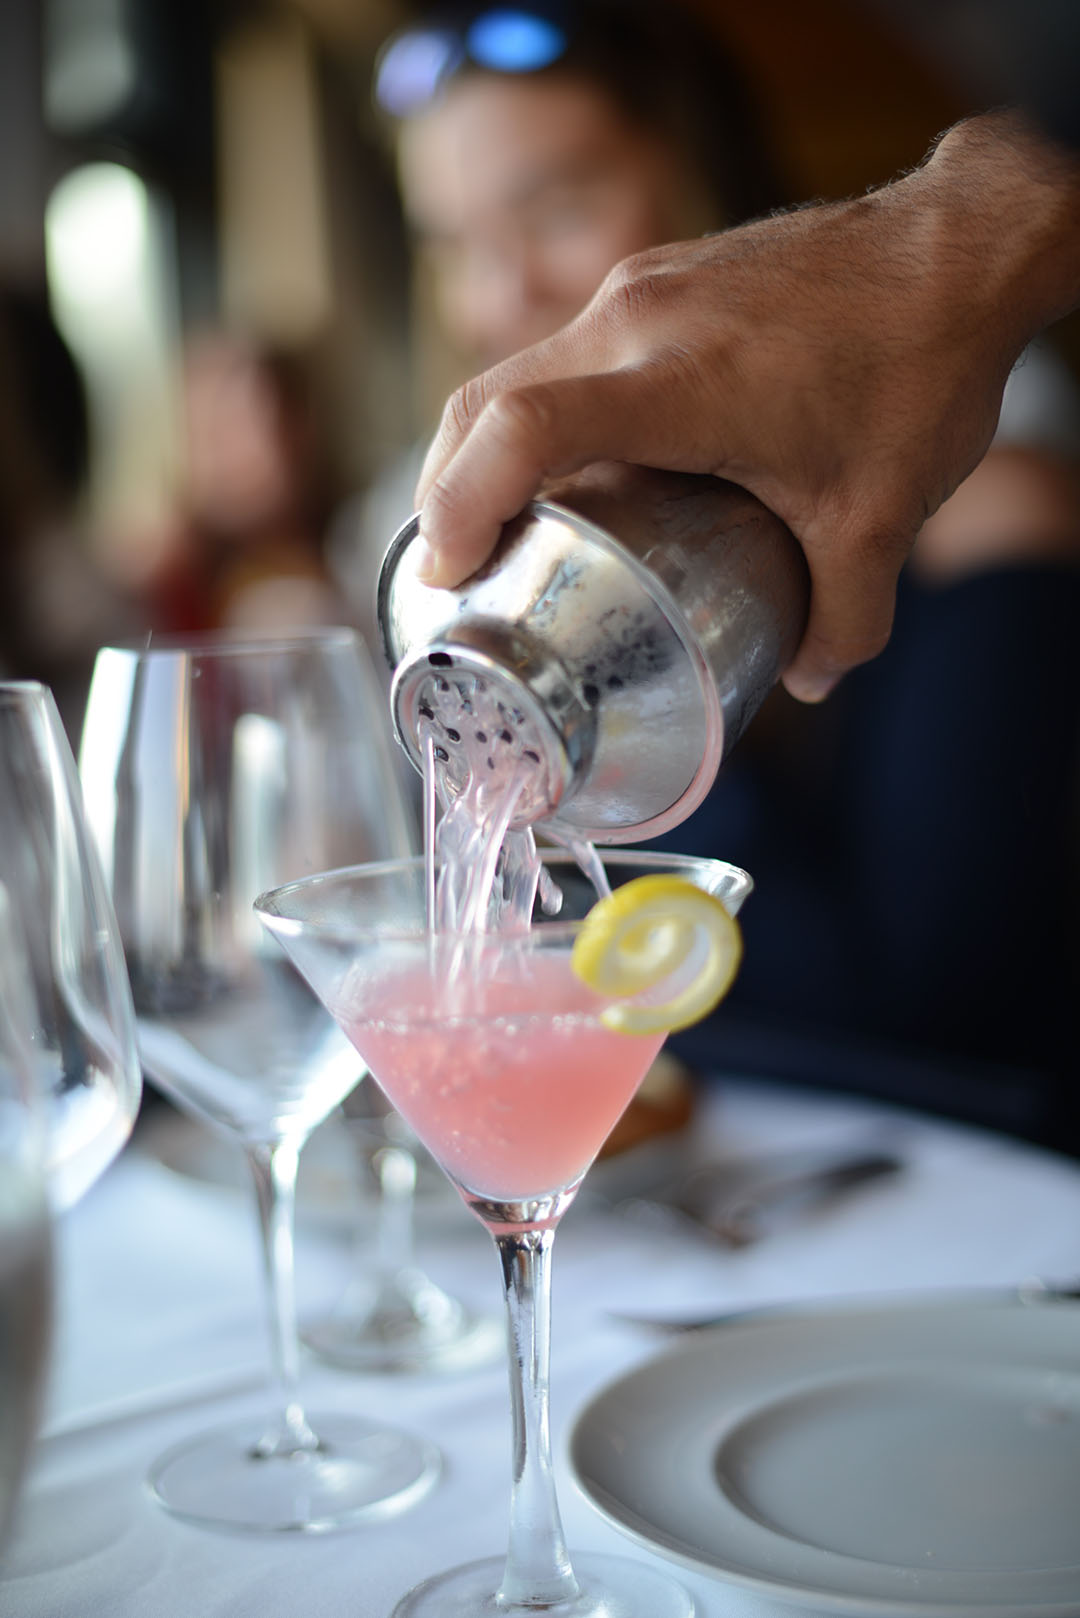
[377,462,809,843]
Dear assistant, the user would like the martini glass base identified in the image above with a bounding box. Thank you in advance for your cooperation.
[389,1551,695,1617]
[148,1411,441,1534]
[302,1295,503,1374]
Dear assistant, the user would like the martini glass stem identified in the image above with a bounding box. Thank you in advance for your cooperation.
[494,1226,578,1607]
[246,1137,320,1456]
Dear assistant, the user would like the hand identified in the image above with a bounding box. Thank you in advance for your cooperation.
[415,113,1080,700]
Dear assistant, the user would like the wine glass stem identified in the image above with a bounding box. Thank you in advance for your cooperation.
[246,1138,319,1455]
[494,1226,578,1608]
[372,1142,418,1285]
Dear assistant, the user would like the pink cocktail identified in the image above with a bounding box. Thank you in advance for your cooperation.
[257,849,751,1618]
[343,950,664,1209]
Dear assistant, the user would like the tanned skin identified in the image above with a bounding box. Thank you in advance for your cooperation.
[412,112,1080,700]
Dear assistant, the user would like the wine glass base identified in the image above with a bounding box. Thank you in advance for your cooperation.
[148,1411,441,1534]
[302,1300,503,1374]
[389,1552,695,1617]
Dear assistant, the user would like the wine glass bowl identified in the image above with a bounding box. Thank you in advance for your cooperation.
[0,885,53,1550]
[0,682,141,1210]
[78,630,442,1533]
[80,632,400,1145]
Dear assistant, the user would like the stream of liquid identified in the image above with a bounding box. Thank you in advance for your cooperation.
[339,678,657,1207]
[416,672,609,937]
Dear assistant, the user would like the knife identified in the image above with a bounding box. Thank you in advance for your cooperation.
[614,1147,903,1248]
[610,1282,1080,1333]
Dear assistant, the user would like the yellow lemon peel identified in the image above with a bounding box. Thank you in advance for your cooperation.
[571,874,742,1036]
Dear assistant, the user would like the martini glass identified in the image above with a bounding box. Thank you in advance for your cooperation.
[78,630,440,1533]
[257,848,751,1617]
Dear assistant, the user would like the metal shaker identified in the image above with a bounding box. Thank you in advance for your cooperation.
[377,462,810,844]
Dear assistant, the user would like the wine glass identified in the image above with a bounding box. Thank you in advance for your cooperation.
[258,847,752,1616]
[0,682,142,1209]
[78,629,441,1534]
[0,679,144,1552]
[0,884,53,1549]
[302,1081,501,1373]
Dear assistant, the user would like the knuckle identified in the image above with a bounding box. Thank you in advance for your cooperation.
[800,520,905,676]
[441,375,491,440]
[483,382,559,450]
[854,483,925,558]
[594,251,670,328]
[817,496,920,590]
[422,471,463,525]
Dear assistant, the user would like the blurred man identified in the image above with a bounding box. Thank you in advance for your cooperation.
[336,4,1080,1148]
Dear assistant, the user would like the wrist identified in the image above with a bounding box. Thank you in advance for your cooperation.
[914,110,1080,350]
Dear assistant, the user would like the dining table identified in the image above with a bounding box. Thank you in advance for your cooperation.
[5,1074,1080,1618]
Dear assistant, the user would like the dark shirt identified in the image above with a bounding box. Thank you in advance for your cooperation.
[652,564,1080,1153]
[872,0,1080,152]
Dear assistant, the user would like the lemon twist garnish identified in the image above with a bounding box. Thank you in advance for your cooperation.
[571,874,742,1036]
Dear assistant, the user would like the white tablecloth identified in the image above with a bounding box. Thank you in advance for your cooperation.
[5,1079,1080,1617]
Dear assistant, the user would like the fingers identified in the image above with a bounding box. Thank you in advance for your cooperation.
[413,377,586,587]
[413,366,693,588]
[781,526,912,702]
[412,326,596,586]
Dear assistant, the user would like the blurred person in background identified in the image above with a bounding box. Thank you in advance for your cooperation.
[0,283,135,740]
[328,0,786,653]
[334,0,1080,1150]
[140,329,341,635]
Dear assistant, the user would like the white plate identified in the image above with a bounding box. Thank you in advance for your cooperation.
[570,1297,1080,1616]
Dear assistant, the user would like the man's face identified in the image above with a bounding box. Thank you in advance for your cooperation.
[397,73,708,370]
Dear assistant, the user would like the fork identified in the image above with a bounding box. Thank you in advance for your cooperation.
[610,1144,904,1248]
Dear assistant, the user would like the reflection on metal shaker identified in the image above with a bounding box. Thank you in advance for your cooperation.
[377,462,810,843]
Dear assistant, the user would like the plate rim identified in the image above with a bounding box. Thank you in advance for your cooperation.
[569,1293,1080,1617]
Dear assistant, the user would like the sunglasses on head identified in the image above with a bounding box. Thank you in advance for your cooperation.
[374,6,574,117]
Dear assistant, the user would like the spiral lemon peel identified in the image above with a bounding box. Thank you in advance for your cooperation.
[571,874,742,1036]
